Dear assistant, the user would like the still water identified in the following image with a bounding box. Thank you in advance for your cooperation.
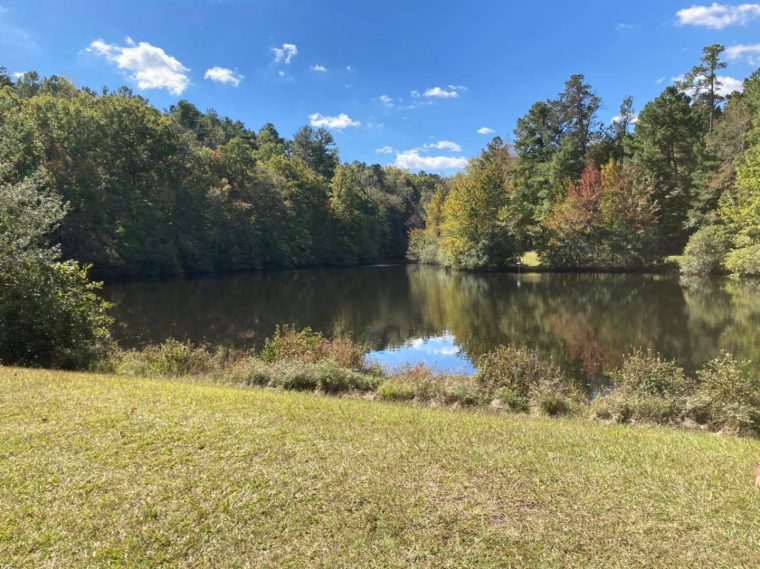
[104,265,760,381]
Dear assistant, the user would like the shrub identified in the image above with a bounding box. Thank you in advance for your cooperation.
[260,326,368,371]
[227,358,380,393]
[610,350,692,397]
[475,345,579,414]
[725,244,760,276]
[593,350,693,425]
[377,366,484,406]
[688,353,760,436]
[110,340,219,377]
[680,226,730,275]
[0,171,112,369]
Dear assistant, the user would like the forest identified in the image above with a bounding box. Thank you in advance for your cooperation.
[410,45,760,274]
[2,44,760,367]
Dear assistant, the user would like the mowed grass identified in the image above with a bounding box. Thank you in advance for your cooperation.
[1,368,759,568]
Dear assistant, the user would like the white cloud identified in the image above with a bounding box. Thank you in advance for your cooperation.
[676,3,760,29]
[655,76,666,85]
[309,112,361,129]
[423,85,464,98]
[726,43,760,65]
[87,38,190,95]
[272,43,297,64]
[12,71,25,79]
[204,66,243,86]
[277,70,286,77]
[393,149,468,171]
[311,64,328,72]
[615,22,638,30]
[717,75,744,95]
[476,127,495,135]
[424,140,462,152]
[376,146,394,154]
[611,113,639,124]
[379,94,394,107]
[673,73,744,96]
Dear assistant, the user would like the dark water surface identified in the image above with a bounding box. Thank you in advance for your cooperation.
[104,265,760,381]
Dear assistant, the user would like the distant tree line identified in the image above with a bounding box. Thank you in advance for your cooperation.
[0,69,444,278]
[410,45,760,275]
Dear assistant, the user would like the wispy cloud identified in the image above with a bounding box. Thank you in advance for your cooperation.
[204,66,243,86]
[726,43,760,65]
[418,84,467,99]
[87,37,190,95]
[376,146,394,154]
[393,149,468,171]
[309,112,361,129]
[476,127,495,135]
[310,64,328,72]
[424,140,462,152]
[615,22,638,30]
[676,3,760,29]
[272,43,298,64]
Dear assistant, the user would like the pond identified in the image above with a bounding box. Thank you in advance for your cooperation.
[104,265,760,383]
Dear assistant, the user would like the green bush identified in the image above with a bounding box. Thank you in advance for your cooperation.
[0,171,112,369]
[725,244,760,276]
[680,225,730,275]
[609,349,692,397]
[688,353,760,436]
[593,350,693,425]
[475,345,579,414]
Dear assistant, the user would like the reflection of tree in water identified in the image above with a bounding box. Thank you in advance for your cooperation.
[409,269,696,379]
[105,267,436,350]
[682,277,760,374]
[105,266,759,381]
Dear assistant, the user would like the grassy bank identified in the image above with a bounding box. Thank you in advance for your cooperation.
[2,367,760,567]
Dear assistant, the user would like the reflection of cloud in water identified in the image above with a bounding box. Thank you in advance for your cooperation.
[368,333,475,375]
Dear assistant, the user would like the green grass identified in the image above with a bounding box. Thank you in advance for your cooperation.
[2,367,759,567]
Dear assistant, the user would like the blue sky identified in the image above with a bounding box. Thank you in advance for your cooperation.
[2,1,760,171]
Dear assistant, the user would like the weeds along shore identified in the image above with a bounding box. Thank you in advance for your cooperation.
[97,327,760,438]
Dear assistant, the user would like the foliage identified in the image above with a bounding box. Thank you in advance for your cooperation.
[680,225,731,274]
[593,350,693,425]
[436,138,521,270]
[108,339,221,377]
[0,169,111,368]
[475,344,579,414]
[688,352,760,436]
[0,76,439,278]
[540,162,661,268]
[260,326,368,371]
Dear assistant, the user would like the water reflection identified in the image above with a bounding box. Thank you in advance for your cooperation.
[104,265,760,381]
[368,334,475,375]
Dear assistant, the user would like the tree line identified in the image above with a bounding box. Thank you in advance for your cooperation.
[0,69,443,279]
[409,45,760,275]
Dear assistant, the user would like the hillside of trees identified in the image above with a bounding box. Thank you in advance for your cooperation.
[0,69,444,279]
[2,44,760,282]
[410,45,760,275]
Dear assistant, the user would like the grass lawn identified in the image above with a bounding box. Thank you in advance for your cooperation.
[2,367,759,567]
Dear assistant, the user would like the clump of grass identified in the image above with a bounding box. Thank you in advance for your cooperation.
[261,326,369,371]
[475,345,582,415]
[593,350,693,425]
[688,352,760,436]
[377,365,484,406]
[106,339,224,378]
[227,358,380,393]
